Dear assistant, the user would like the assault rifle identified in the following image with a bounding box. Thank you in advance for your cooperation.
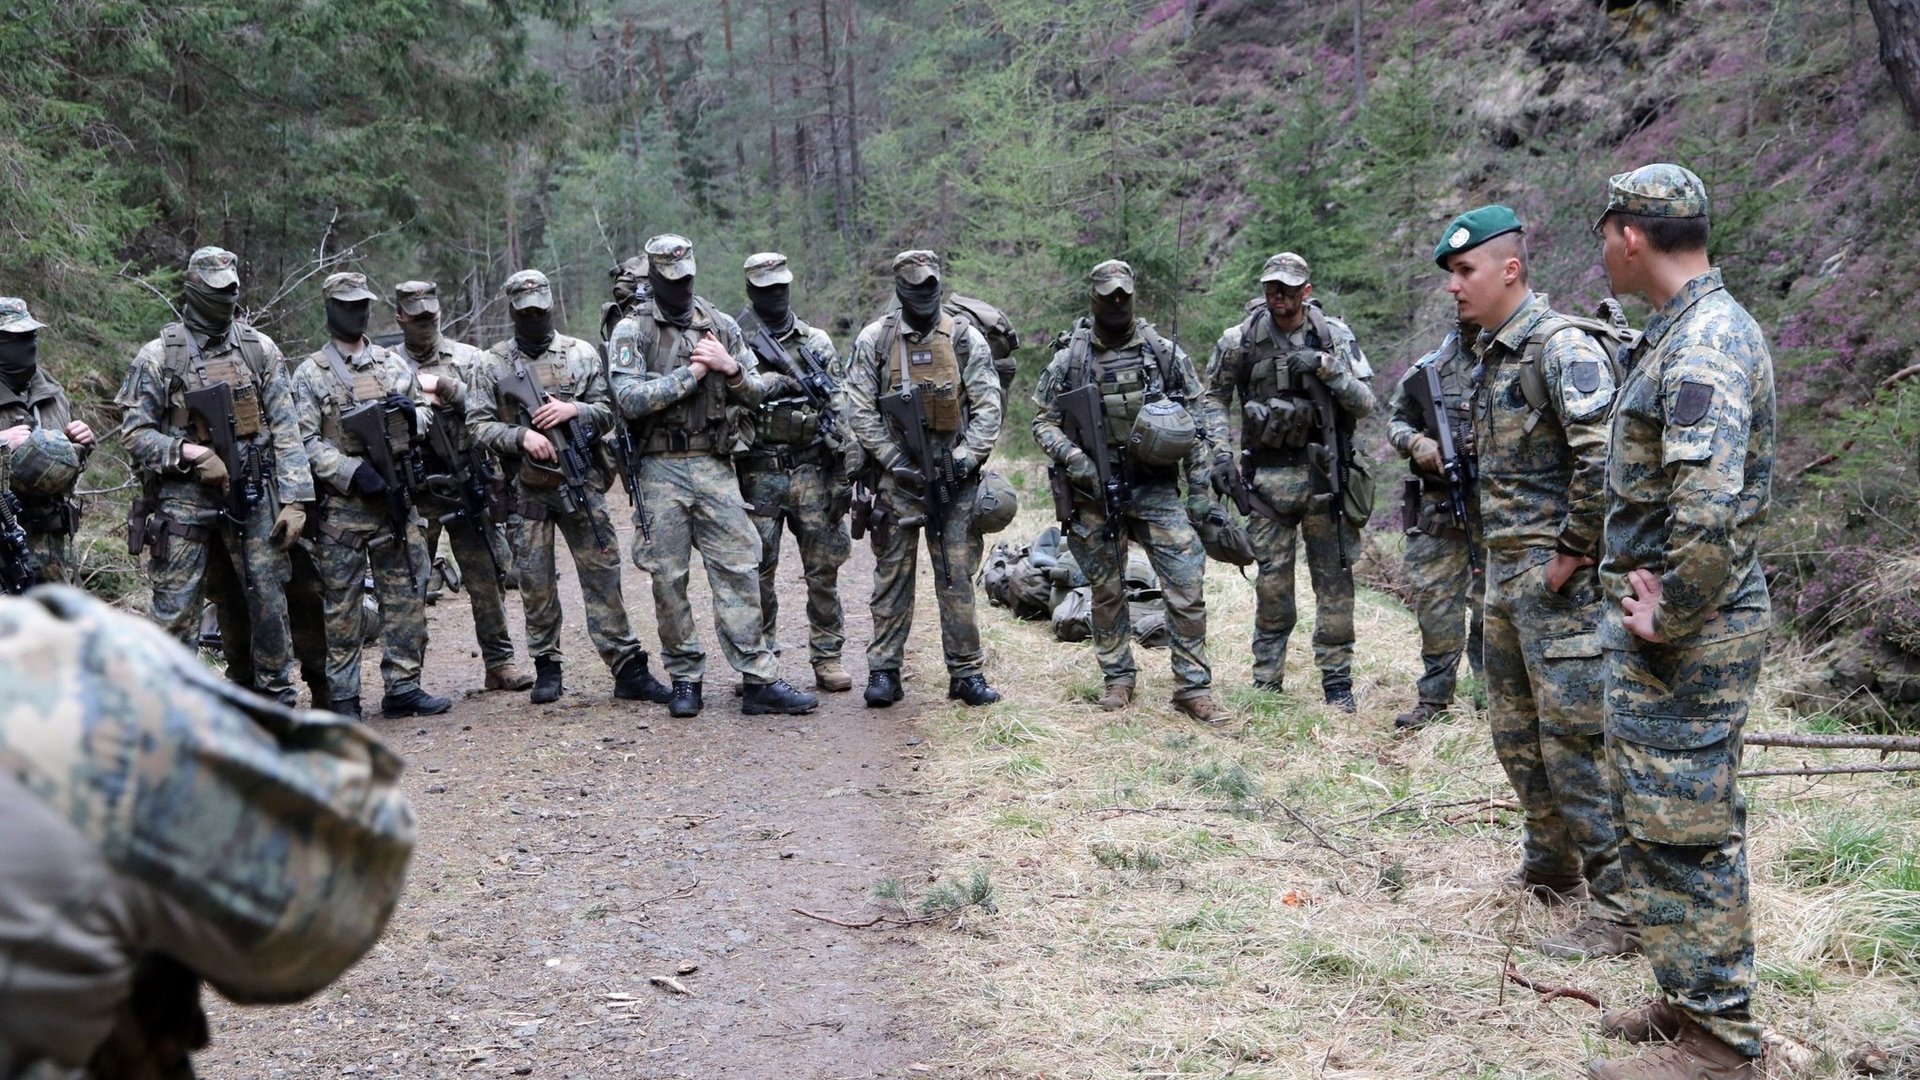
[498,356,613,548]
[742,318,843,444]
[342,397,422,577]
[1220,449,1283,525]
[877,386,956,588]
[1302,375,1351,570]
[185,381,265,526]
[598,340,648,543]
[422,406,504,584]
[0,489,38,594]
[1051,380,1131,565]
[1407,359,1479,572]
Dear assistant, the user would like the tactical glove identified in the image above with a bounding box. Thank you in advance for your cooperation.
[1184,495,1217,522]
[1410,435,1443,475]
[950,445,978,480]
[271,504,307,551]
[1064,450,1098,490]
[350,462,388,496]
[191,450,228,488]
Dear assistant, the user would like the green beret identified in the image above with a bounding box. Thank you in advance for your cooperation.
[1595,163,1708,231]
[1434,205,1524,267]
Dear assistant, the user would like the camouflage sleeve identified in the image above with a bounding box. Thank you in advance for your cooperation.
[1029,348,1079,465]
[1168,342,1217,490]
[1320,322,1375,419]
[1545,329,1617,558]
[1387,365,1424,456]
[464,353,526,459]
[1204,326,1243,455]
[843,326,903,467]
[256,336,316,503]
[428,366,467,412]
[714,313,769,409]
[1654,343,1755,641]
[568,340,616,437]
[291,361,360,496]
[606,316,700,420]
[115,340,189,475]
[804,325,854,456]
[957,325,1002,457]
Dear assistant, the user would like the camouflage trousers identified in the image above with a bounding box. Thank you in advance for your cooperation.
[1403,508,1484,706]
[20,508,77,586]
[423,507,518,670]
[1064,481,1210,699]
[1483,554,1629,923]
[312,504,429,704]
[1606,632,1765,1058]
[148,499,297,701]
[515,487,642,674]
[868,476,984,679]
[1245,464,1355,691]
[633,455,778,683]
[738,456,851,667]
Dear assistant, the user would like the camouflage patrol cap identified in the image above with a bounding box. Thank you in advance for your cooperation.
[322,272,377,303]
[1434,204,1524,267]
[1089,259,1135,296]
[1596,163,1709,231]
[0,297,46,334]
[1260,252,1310,287]
[609,255,648,282]
[392,280,440,315]
[645,234,697,280]
[11,428,82,496]
[892,250,942,286]
[743,252,794,288]
[503,269,554,311]
[187,246,240,289]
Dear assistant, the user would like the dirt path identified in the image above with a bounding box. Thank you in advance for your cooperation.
[202,522,947,1079]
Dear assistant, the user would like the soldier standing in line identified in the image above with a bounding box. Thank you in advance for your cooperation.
[600,255,650,348]
[733,251,859,694]
[115,246,313,703]
[466,269,672,707]
[1204,252,1375,711]
[1385,321,1485,731]
[1587,164,1776,1080]
[1438,204,1639,960]
[1031,259,1225,722]
[843,250,1003,709]
[394,279,533,693]
[0,298,95,586]
[606,235,818,719]
[289,272,452,719]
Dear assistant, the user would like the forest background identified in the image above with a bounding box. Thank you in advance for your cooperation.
[4,0,1920,720]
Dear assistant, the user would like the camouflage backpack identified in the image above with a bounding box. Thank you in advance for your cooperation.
[981,529,1056,621]
[1511,298,1641,433]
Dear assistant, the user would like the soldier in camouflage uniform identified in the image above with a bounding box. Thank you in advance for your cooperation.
[1032,259,1226,722]
[607,235,818,718]
[467,269,672,707]
[1438,205,1638,960]
[115,247,314,704]
[0,298,95,586]
[733,252,858,693]
[1587,165,1775,1080]
[1204,252,1375,711]
[1385,321,1484,730]
[600,254,650,348]
[394,279,534,693]
[845,250,1003,708]
[0,586,412,1078]
[290,272,452,719]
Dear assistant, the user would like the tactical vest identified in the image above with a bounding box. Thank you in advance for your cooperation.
[317,345,411,462]
[161,323,269,442]
[1235,304,1343,458]
[629,299,733,454]
[742,317,827,449]
[1409,338,1475,486]
[408,340,474,465]
[875,312,963,435]
[1056,318,1176,450]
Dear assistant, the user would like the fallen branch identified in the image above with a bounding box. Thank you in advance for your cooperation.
[1742,763,1920,779]
[648,975,695,996]
[1268,799,1351,859]
[1881,360,1920,389]
[1503,962,1603,1009]
[633,879,700,908]
[1445,799,1520,825]
[789,907,943,930]
[1748,732,1920,754]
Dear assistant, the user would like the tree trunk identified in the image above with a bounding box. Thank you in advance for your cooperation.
[843,0,863,191]
[1868,0,1920,127]
[650,32,674,131]
[819,0,851,241]
[764,1,781,223]
[788,8,810,182]
[1352,0,1366,111]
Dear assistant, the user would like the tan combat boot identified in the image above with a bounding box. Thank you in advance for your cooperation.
[1173,694,1228,724]
[485,663,536,691]
[1539,917,1642,960]
[1598,998,1688,1043]
[1506,866,1589,906]
[1586,1018,1762,1079]
[813,659,854,693]
[1097,680,1134,711]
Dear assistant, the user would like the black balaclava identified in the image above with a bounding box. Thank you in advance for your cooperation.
[513,307,555,356]
[181,280,238,340]
[747,282,794,338]
[399,312,440,356]
[897,279,942,334]
[326,298,372,344]
[1091,289,1136,347]
[0,333,36,394]
[650,272,695,327]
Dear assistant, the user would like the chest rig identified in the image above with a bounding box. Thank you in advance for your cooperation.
[743,320,826,449]
[319,345,412,463]
[1236,305,1338,460]
[161,323,267,442]
[1058,318,1175,450]
[633,299,732,454]
[876,312,963,435]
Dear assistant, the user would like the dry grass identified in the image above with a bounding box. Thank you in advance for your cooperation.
[888,486,1920,1079]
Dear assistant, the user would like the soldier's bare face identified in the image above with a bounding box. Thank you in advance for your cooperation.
[1444,246,1512,328]
[1263,280,1310,330]
[1598,217,1639,296]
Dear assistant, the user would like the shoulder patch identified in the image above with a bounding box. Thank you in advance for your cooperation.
[1570,359,1602,394]
[1674,380,1713,426]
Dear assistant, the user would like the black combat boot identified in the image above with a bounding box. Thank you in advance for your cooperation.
[743,678,819,716]
[614,652,673,703]
[382,687,453,718]
[668,680,703,718]
[1323,684,1357,713]
[864,669,904,708]
[530,657,564,704]
[947,674,1002,707]
[329,697,362,720]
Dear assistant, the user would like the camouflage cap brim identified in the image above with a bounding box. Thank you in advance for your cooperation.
[397,295,440,316]
[0,298,47,334]
[1260,252,1310,287]
[508,287,554,312]
[744,256,793,288]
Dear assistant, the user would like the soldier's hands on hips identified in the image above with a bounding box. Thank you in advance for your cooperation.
[1410,435,1442,475]
[521,428,558,463]
[191,450,229,488]
[531,397,578,430]
[0,424,29,450]
[271,504,307,550]
[1622,568,1665,643]
[692,333,737,376]
[64,419,96,446]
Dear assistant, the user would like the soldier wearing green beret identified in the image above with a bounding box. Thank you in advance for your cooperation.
[1587,164,1775,1080]
[0,298,95,586]
[1437,205,1640,961]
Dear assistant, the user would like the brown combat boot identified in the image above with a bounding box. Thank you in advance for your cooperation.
[1587,1017,1762,1079]
[813,659,854,693]
[1539,917,1642,960]
[485,663,536,691]
[1173,694,1228,725]
[1506,866,1588,906]
[1097,680,1134,711]
[1599,998,1689,1043]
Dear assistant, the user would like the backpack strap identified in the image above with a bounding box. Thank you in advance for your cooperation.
[1517,313,1629,434]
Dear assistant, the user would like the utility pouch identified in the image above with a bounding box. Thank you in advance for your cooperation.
[1401,478,1421,534]
[127,497,151,556]
[1048,463,1075,523]
[921,380,962,433]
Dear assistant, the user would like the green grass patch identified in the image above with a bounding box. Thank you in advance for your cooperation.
[1090,841,1168,871]
[994,807,1050,836]
[1188,760,1260,802]
[1779,817,1893,887]
[992,752,1047,778]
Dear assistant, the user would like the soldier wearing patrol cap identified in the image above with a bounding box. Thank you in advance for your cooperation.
[843,249,1004,709]
[1587,164,1776,1080]
[731,251,859,694]
[1032,259,1226,721]
[607,235,819,718]
[115,246,315,704]
[393,279,531,692]
[467,268,674,707]
[0,297,95,585]
[290,272,454,719]
[1436,204,1640,962]
[1204,251,1375,711]
[600,255,651,349]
